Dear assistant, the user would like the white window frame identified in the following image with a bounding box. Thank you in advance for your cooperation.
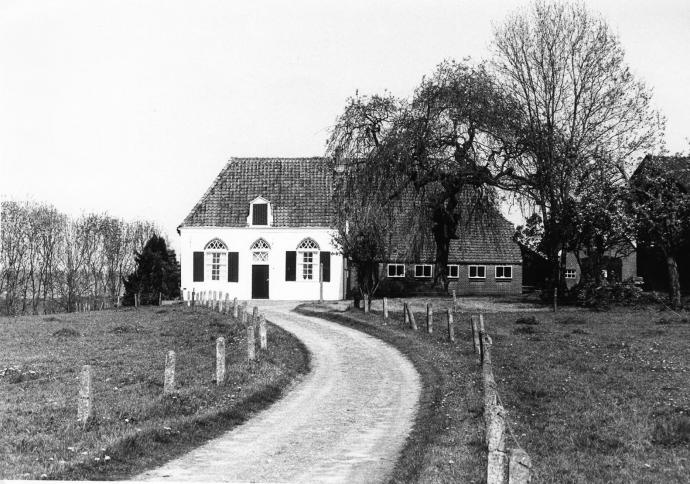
[565,268,577,279]
[469,265,486,279]
[247,196,273,227]
[447,264,459,279]
[495,265,513,279]
[297,238,320,282]
[250,238,270,263]
[414,264,433,278]
[204,238,228,282]
[387,264,405,278]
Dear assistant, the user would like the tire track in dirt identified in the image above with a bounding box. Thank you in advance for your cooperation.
[138,303,421,483]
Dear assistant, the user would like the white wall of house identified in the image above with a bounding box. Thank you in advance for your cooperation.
[179,226,344,301]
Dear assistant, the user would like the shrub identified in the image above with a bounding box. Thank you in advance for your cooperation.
[575,280,643,309]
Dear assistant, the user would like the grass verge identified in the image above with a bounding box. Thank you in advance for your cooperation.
[296,303,486,483]
[0,305,309,480]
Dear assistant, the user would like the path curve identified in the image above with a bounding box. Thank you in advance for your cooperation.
[138,302,421,483]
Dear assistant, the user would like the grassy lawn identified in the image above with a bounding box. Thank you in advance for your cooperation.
[299,300,689,484]
[487,309,690,483]
[0,305,309,480]
[296,303,487,484]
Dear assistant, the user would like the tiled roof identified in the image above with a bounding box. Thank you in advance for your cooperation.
[181,157,521,263]
[389,206,522,264]
[180,158,334,228]
[634,155,690,190]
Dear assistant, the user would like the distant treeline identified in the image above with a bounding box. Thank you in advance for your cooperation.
[1,200,158,315]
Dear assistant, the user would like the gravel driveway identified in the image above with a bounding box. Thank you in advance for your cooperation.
[137,302,421,483]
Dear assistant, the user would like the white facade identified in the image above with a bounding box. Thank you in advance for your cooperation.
[179,226,344,301]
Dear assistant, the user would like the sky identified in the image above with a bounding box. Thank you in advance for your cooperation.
[1,0,689,253]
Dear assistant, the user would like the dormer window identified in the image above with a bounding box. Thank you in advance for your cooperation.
[248,197,273,227]
[253,203,268,225]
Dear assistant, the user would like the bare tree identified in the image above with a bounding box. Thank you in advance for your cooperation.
[492,0,664,305]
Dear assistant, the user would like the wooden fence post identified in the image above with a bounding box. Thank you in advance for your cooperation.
[259,314,267,350]
[426,303,433,334]
[383,297,389,320]
[407,303,418,331]
[508,449,532,484]
[403,302,409,325]
[471,315,480,354]
[164,350,176,394]
[216,337,226,385]
[447,308,455,342]
[191,289,195,307]
[233,298,238,318]
[77,365,93,426]
[252,306,259,326]
[158,292,162,306]
[453,290,457,309]
[486,404,507,484]
[241,304,248,325]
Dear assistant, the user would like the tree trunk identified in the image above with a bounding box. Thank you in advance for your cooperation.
[666,255,682,309]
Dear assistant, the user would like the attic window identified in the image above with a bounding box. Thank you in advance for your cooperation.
[253,203,268,225]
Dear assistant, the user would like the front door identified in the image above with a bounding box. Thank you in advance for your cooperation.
[251,265,269,299]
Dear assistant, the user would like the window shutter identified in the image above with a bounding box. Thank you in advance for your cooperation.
[286,251,296,281]
[193,252,204,282]
[228,252,239,282]
[320,251,331,282]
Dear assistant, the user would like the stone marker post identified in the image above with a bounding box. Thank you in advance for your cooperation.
[426,303,433,334]
[447,308,455,342]
[508,449,532,484]
[77,365,93,426]
[259,314,267,350]
[164,350,176,394]
[216,337,226,385]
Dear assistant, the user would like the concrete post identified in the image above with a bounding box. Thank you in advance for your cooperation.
[403,302,409,325]
[247,325,256,361]
[486,404,507,484]
[407,304,418,331]
[447,308,455,342]
[471,315,481,354]
[77,365,93,425]
[233,298,238,318]
[164,350,176,395]
[259,314,267,350]
[216,337,226,385]
[452,290,457,309]
[363,295,370,314]
[252,306,259,327]
[508,449,532,484]
[383,297,389,319]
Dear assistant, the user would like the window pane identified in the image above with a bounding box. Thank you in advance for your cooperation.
[478,266,485,278]
[388,265,394,277]
[505,267,512,278]
[424,265,431,277]
[496,266,503,278]
[470,266,476,278]
[396,264,404,276]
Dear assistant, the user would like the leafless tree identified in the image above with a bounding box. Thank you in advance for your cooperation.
[492,0,664,304]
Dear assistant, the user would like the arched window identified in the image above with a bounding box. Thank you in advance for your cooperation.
[204,238,228,281]
[296,238,320,280]
[251,238,270,263]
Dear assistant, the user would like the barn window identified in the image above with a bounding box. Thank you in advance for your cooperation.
[469,265,486,279]
[204,238,228,281]
[495,266,512,279]
[414,264,433,278]
[387,264,405,278]
[297,238,320,281]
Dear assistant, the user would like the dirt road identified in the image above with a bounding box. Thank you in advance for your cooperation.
[138,303,421,483]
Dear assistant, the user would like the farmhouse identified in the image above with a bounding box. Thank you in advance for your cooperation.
[178,158,522,300]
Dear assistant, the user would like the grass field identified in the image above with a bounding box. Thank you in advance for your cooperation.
[0,305,309,480]
[300,300,689,483]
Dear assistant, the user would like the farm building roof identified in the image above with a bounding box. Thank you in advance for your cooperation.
[180,157,521,263]
[633,155,690,190]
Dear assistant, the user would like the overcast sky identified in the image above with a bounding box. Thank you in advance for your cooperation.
[1,0,689,251]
